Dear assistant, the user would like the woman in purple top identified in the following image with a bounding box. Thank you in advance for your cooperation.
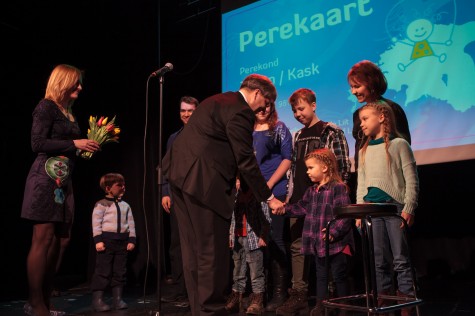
[275,148,354,315]
[252,101,292,311]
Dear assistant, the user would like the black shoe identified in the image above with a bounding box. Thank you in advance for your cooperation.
[173,296,190,308]
[161,292,187,303]
[164,275,175,285]
[51,288,61,297]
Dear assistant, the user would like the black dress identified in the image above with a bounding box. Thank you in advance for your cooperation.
[21,99,81,223]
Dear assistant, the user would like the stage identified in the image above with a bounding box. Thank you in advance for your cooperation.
[1,270,474,316]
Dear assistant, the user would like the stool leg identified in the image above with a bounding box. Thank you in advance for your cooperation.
[360,218,376,315]
[365,216,380,310]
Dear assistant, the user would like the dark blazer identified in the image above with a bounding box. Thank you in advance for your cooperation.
[162,91,271,219]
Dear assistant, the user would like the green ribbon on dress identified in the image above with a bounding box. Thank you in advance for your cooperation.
[45,156,70,205]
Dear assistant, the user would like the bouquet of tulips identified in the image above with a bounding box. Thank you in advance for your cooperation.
[80,115,120,160]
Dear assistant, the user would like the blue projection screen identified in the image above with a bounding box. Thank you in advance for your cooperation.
[222,0,475,166]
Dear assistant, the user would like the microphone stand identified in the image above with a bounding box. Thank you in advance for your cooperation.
[151,74,165,316]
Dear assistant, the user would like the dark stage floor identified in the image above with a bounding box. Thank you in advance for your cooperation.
[1,271,474,316]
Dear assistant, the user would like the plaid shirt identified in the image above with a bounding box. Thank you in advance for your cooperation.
[287,122,351,202]
[230,192,272,251]
[285,181,353,258]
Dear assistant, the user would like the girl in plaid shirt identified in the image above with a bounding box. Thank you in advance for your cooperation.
[275,148,354,316]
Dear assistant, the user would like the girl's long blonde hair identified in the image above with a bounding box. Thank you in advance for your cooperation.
[45,64,83,107]
[305,148,348,191]
[359,101,401,167]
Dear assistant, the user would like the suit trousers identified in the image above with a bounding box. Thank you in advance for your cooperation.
[170,185,231,316]
[169,205,186,295]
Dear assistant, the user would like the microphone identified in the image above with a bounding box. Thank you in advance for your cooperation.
[150,63,173,77]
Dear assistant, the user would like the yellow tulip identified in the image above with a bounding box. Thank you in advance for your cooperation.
[101,117,108,126]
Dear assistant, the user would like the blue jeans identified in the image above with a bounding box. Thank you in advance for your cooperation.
[232,236,265,293]
[315,252,349,300]
[372,204,414,295]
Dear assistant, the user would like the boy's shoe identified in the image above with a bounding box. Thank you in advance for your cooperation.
[173,296,190,308]
[225,291,243,313]
[161,292,187,303]
[91,291,111,312]
[246,292,264,315]
[275,289,309,316]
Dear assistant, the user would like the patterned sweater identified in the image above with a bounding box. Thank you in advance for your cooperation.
[92,197,136,244]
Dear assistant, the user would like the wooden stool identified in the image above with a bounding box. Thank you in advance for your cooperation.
[322,203,423,315]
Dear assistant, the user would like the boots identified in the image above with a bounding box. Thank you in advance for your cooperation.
[377,289,391,308]
[275,289,308,315]
[309,300,324,316]
[112,286,128,310]
[397,290,415,316]
[225,291,243,313]
[266,259,288,311]
[92,291,111,312]
[246,292,264,315]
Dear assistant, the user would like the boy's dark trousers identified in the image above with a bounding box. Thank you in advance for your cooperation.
[91,239,128,290]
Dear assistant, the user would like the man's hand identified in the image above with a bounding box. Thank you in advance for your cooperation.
[272,206,286,215]
[162,196,171,213]
[268,197,284,212]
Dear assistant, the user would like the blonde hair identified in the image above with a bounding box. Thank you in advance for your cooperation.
[305,148,347,190]
[44,64,83,107]
[359,101,401,167]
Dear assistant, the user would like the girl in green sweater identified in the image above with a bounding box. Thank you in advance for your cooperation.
[356,101,419,316]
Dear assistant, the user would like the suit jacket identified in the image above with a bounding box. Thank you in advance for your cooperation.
[162,91,271,219]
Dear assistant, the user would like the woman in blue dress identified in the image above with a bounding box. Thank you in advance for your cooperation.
[253,101,293,311]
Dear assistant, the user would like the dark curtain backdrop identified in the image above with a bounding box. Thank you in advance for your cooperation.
[1,0,474,302]
[1,0,221,300]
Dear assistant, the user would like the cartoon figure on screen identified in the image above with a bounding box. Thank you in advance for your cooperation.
[395,18,452,71]
[385,0,455,71]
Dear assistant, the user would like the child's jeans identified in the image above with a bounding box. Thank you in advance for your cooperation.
[231,236,265,293]
[372,203,414,295]
[315,252,349,300]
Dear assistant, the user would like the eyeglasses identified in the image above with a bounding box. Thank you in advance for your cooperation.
[257,90,271,107]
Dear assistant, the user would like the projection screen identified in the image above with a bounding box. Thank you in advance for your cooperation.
[222,0,475,166]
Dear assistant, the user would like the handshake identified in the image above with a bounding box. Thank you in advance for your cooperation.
[267,197,286,215]
[272,206,286,215]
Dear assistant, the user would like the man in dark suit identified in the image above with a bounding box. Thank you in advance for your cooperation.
[161,96,199,304]
[162,74,284,316]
